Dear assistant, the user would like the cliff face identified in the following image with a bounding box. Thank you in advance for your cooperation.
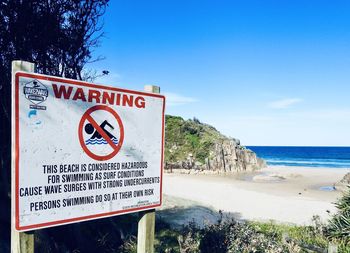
[165,115,265,173]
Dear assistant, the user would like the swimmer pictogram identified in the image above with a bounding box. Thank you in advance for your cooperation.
[84,120,118,145]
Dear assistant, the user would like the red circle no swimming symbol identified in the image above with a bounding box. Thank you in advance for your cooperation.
[78,105,124,161]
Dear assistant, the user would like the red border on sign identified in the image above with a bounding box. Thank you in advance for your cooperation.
[14,72,165,231]
[78,105,125,161]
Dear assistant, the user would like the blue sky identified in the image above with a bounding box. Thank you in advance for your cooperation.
[90,0,350,146]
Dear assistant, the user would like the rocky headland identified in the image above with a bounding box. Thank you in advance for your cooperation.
[164,115,265,174]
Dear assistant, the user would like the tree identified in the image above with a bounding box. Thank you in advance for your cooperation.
[0,0,109,250]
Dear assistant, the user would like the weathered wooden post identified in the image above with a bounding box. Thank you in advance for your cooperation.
[328,242,338,253]
[137,209,156,253]
[136,84,161,253]
[11,60,36,253]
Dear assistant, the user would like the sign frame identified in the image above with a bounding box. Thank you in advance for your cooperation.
[12,71,165,232]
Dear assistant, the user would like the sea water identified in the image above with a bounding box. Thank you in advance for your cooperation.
[247,146,350,168]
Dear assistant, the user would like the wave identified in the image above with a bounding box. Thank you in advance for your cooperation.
[265,159,350,166]
[266,159,350,168]
[85,137,119,145]
[248,146,350,168]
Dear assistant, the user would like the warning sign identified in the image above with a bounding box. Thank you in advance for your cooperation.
[12,72,165,231]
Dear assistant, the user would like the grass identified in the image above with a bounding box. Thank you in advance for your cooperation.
[249,218,350,253]
[250,218,329,249]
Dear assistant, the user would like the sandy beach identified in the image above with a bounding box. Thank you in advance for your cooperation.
[159,166,350,226]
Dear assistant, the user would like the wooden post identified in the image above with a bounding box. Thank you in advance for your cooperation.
[11,61,36,253]
[281,232,289,244]
[136,85,160,253]
[328,242,338,253]
[144,85,160,94]
[137,209,156,253]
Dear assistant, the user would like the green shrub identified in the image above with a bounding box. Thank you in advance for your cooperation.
[327,186,350,246]
[176,214,288,253]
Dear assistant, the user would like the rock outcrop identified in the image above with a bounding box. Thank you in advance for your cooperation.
[165,115,265,174]
[340,172,350,184]
[335,172,350,191]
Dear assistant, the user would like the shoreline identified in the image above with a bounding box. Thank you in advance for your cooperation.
[160,165,349,226]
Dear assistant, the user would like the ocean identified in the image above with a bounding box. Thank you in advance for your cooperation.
[247,146,350,168]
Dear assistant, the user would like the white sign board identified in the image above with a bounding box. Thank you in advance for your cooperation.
[12,72,165,231]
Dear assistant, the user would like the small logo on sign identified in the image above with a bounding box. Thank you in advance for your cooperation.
[23,79,48,110]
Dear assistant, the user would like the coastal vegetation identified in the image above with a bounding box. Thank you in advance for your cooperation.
[29,196,349,253]
[327,186,350,245]
[165,115,224,164]
[119,187,350,253]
